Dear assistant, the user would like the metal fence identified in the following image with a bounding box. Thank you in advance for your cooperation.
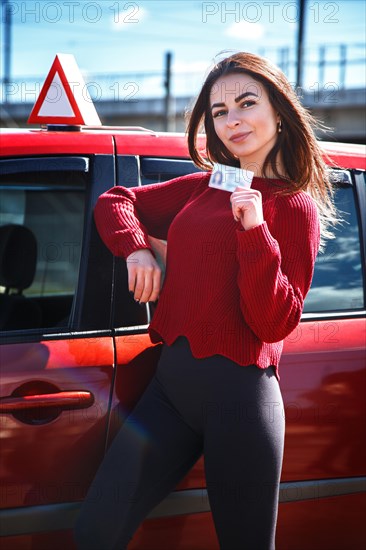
[1,43,365,104]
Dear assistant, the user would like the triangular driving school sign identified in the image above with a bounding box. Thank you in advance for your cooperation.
[28,53,101,126]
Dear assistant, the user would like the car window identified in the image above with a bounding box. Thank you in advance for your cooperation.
[304,172,364,313]
[0,166,86,331]
[140,157,202,185]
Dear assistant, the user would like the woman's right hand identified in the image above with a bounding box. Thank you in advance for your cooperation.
[126,248,162,304]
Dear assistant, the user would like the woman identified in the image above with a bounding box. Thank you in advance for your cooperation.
[75,52,335,549]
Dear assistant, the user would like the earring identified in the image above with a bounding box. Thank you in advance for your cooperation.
[278,120,282,133]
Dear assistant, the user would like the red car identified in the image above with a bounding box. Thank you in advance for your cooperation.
[0,124,365,550]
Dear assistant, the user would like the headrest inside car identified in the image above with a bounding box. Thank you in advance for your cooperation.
[0,224,37,292]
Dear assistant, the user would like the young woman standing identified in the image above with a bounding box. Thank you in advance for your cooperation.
[75,52,335,550]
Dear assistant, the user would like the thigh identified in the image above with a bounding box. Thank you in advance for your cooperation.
[75,370,203,550]
[203,364,285,550]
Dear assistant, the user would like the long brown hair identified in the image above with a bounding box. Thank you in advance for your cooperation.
[187,52,337,241]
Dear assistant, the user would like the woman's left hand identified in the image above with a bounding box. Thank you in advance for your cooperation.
[230,187,264,231]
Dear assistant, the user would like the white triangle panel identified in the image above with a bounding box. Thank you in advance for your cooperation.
[38,72,75,118]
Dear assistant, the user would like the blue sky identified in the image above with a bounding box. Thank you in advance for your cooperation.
[1,0,365,97]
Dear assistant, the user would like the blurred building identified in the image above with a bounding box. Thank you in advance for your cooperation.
[1,45,365,143]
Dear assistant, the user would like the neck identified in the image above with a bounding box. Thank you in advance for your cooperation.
[240,153,286,179]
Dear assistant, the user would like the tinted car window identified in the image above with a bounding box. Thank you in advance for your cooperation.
[304,178,364,313]
[0,169,86,330]
[140,157,202,185]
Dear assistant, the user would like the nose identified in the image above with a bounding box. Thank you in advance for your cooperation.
[226,109,240,129]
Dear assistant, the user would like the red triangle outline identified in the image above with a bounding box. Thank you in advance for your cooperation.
[28,55,85,125]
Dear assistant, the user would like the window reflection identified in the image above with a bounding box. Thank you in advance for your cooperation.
[304,185,364,312]
[0,172,86,330]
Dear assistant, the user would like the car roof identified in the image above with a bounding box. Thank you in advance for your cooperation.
[0,127,365,170]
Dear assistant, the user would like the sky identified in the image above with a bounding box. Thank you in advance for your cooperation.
[1,0,365,100]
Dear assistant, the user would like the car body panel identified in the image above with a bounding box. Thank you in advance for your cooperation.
[281,317,366,481]
[0,337,114,509]
[0,129,114,156]
[114,131,206,159]
[2,128,365,169]
[0,126,365,549]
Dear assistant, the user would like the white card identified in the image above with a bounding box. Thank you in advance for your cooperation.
[208,163,254,192]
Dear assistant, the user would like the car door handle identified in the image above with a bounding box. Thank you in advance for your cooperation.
[0,391,94,413]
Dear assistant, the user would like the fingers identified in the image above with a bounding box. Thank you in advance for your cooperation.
[230,188,264,230]
[230,189,260,216]
[127,250,162,304]
[134,267,161,304]
[230,187,262,204]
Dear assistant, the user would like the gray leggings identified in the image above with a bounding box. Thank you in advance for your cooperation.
[75,337,285,550]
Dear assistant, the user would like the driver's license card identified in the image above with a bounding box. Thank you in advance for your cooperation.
[208,163,254,192]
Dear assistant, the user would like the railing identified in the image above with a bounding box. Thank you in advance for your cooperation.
[1,43,365,104]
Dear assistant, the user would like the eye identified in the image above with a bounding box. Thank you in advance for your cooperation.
[240,100,256,109]
[212,109,227,119]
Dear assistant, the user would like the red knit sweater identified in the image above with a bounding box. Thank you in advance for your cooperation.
[94,172,320,378]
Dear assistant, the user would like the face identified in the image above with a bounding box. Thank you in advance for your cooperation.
[210,73,280,175]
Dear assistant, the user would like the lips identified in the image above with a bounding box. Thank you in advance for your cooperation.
[229,132,251,143]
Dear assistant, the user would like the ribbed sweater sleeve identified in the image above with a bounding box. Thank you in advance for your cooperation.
[94,172,207,258]
[236,192,320,343]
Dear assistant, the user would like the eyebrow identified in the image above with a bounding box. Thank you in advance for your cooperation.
[211,91,259,111]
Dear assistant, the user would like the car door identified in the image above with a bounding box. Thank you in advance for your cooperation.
[277,168,366,550]
[0,153,116,549]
